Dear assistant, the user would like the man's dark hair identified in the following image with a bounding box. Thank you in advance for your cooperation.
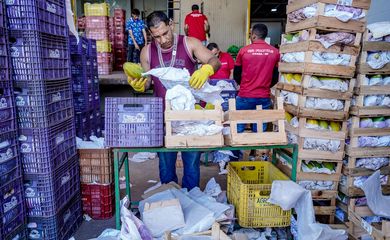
[252,24,268,39]
[192,4,199,11]
[131,8,140,16]
[207,43,219,51]
[146,11,170,29]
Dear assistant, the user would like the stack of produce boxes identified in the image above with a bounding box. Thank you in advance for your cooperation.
[5,0,82,239]
[84,2,112,75]
[274,0,371,224]
[113,8,126,70]
[80,149,114,220]
[69,35,102,140]
[0,1,25,238]
[338,22,390,239]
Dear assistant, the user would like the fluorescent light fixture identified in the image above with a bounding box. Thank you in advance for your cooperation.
[271,8,277,12]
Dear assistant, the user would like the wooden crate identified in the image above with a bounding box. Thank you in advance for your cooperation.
[278,74,355,94]
[164,100,224,148]
[355,74,390,90]
[280,32,361,56]
[286,0,368,33]
[223,97,287,146]
[279,50,357,78]
[349,208,390,240]
[275,86,351,121]
[165,223,231,240]
[339,154,390,197]
[285,114,347,160]
[274,150,339,223]
[346,119,390,157]
[281,28,362,49]
[357,51,390,75]
[362,29,390,52]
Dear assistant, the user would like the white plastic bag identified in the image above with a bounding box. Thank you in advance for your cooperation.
[120,197,143,240]
[362,171,390,218]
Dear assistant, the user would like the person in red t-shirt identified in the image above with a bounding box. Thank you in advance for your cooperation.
[207,43,235,79]
[184,4,210,45]
[233,23,280,133]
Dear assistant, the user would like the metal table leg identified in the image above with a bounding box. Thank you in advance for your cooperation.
[114,150,121,230]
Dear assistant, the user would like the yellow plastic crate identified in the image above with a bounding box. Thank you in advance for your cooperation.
[84,3,109,17]
[96,40,112,53]
[227,161,291,228]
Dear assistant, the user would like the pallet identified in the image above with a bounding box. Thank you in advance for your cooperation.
[362,29,390,51]
[286,1,368,33]
[357,51,390,75]
[164,100,224,148]
[275,87,351,121]
[281,28,362,49]
[280,33,361,56]
[165,223,231,240]
[349,208,390,240]
[223,97,287,146]
[278,74,355,94]
[280,50,357,78]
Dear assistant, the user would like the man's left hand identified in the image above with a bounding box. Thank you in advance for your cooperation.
[189,64,214,89]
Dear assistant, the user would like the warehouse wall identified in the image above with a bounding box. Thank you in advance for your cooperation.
[179,0,248,51]
[366,0,390,23]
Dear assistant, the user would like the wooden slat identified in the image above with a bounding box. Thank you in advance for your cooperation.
[279,62,355,78]
[280,40,360,56]
[357,63,390,74]
[363,41,390,52]
[287,0,371,12]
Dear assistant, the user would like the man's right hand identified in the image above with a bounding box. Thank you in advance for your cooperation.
[135,44,140,50]
[127,77,147,92]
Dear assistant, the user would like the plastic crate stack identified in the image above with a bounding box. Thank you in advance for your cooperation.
[338,22,390,239]
[69,35,102,140]
[113,8,126,70]
[0,1,26,239]
[84,2,112,75]
[79,149,114,220]
[273,0,371,224]
[5,0,82,239]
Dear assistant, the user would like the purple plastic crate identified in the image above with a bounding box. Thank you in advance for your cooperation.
[0,0,4,29]
[5,0,67,36]
[208,79,238,111]
[24,155,80,217]
[105,97,163,147]
[2,224,26,240]
[0,131,19,178]
[88,38,97,56]
[0,177,25,239]
[71,55,92,77]
[69,35,88,55]
[0,28,10,82]
[9,30,70,83]
[75,111,91,140]
[0,82,17,136]
[72,75,93,94]
[15,79,74,129]
[27,194,82,240]
[19,119,76,175]
[74,91,93,113]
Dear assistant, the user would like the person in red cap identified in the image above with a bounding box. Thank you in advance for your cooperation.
[184,4,210,46]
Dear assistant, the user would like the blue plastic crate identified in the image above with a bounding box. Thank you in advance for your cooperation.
[71,54,92,78]
[0,131,19,179]
[15,79,74,129]
[9,30,70,83]
[88,38,97,56]
[24,155,80,217]
[0,177,25,239]
[27,194,82,240]
[208,79,238,111]
[69,35,88,55]
[0,27,10,82]
[74,91,93,113]
[5,0,67,36]
[0,0,5,29]
[19,119,77,175]
[105,97,164,147]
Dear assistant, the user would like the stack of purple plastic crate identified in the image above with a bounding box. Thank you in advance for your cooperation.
[5,0,82,239]
[69,35,102,140]
[0,1,26,239]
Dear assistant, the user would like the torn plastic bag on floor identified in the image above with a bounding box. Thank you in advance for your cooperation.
[362,171,390,218]
[142,67,223,105]
[268,180,348,240]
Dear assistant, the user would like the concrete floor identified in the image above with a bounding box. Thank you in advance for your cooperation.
[73,158,226,240]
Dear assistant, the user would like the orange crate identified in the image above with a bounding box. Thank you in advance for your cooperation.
[79,149,113,184]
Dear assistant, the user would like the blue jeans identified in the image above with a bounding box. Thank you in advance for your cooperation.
[236,96,271,133]
[158,151,201,190]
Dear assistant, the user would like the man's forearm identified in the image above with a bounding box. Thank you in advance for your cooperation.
[233,66,242,84]
[207,56,221,73]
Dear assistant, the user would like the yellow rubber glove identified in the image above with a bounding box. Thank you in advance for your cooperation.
[189,64,214,89]
[127,77,147,92]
